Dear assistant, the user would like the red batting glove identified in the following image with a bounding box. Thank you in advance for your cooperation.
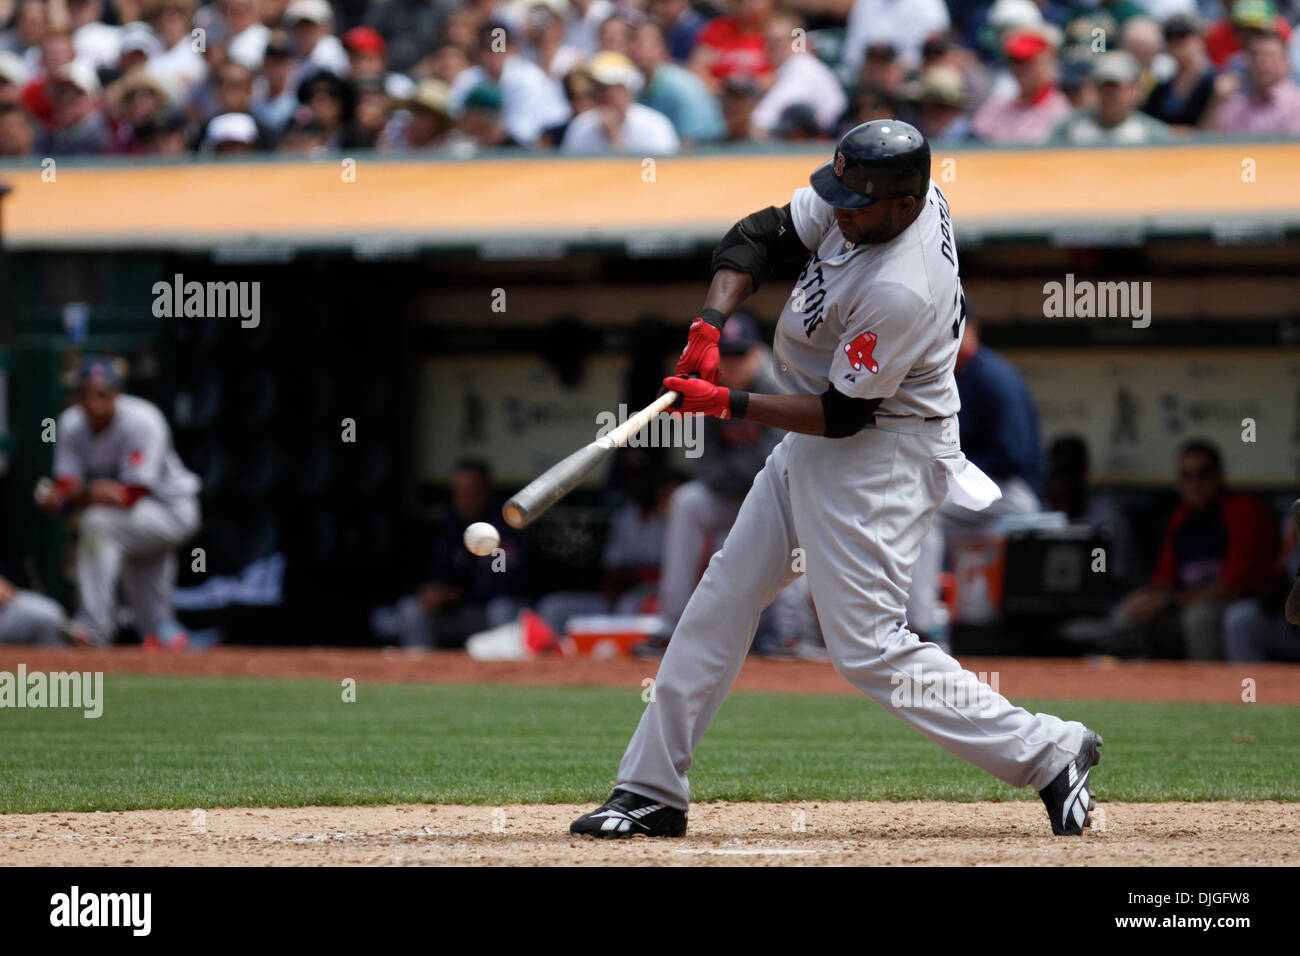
[663,375,732,418]
[674,318,721,384]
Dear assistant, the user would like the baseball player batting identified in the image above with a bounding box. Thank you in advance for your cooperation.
[571,120,1102,840]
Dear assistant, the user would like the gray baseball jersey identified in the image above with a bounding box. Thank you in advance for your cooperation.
[55,395,200,504]
[773,181,965,419]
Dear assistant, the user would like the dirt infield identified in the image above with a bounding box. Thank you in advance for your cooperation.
[2,646,1296,704]
[2,801,1295,866]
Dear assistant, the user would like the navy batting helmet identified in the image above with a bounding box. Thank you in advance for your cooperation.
[810,120,930,210]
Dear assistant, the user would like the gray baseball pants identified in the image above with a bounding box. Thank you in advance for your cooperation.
[75,499,200,645]
[615,417,1085,810]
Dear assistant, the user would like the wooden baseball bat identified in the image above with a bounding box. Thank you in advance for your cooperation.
[502,390,680,529]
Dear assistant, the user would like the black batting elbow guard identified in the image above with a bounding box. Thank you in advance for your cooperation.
[821,385,881,438]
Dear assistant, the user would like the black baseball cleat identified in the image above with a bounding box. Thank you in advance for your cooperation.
[1038,729,1103,836]
[570,789,687,839]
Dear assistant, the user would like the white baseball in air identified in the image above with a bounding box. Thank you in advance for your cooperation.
[463,521,501,557]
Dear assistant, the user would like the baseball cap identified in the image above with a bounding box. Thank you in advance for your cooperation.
[0,51,27,87]
[987,0,1043,35]
[343,26,386,56]
[203,111,259,148]
[464,82,503,113]
[1230,0,1277,32]
[79,356,123,390]
[587,51,642,93]
[1162,13,1202,42]
[1003,28,1053,61]
[407,77,452,116]
[1091,50,1140,85]
[265,29,293,58]
[119,22,163,58]
[55,60,101,97]
[909,64,968,107]
[718,313,760,355]
[286,0,333,25]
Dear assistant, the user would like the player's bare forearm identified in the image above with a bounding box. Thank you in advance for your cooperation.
[743,393,826,436]
[701,268,755,319]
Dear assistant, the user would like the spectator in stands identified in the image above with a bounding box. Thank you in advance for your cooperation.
[1042,435,1140,591]
[1222,501,1299,662]
[689,0,772,92]
[836,80,899,135]
[277,111,327,150]
[1141,13,1217,130]
[343,25,387,80]
[197,59,273,148]
[907,64,974,142]
[1110,440,1277,660]
[427,40,472,86]
[843,0,950,73]
[1058,57,1097,111]
[363,0,456,74]
[595,13,634,57]
[1118,16,1169,98]
[253,30,298,133]
[348,75,389,146]
[287,0,350,76]
[398,459,532,649]
[750,11,846,138]
[857,41,905,100]
[134,107,188,152]
[719,72,760,141]
[20,29,78,130]
[115,22,164,83]
[538,66,595,144]
[1050,51,1172,144]
[0,575,75,646]
[38,60,110,154]
[653,314,782,640]
[67,0,121,72]
[1211,31,1300,135]
[535,449,673,633]
[561,51,678,153]
[449,22,569,147]
[1204,0,1291,69]
[647,0,708,65]
[906,317,1044,644]
[456,81,518,148]
[146,0,208,106]
[380,76,454,149]
[0,0,47,67]
[971,27,1071,143]
[220,0,271,70]
[296,68,363,148]
[0,100,34,154]
[108,70,170,153]
[521,0,584,80]
[629,21,725,145]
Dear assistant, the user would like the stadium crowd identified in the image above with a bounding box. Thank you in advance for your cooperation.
[0,0,1298,157]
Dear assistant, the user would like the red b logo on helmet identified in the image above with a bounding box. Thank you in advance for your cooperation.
[834,151,845,176]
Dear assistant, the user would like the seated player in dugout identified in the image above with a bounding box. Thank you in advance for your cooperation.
[570,120,1103,840]
[33,357,202,649]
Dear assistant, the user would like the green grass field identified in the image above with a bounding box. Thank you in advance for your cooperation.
[1,675,1297,813]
